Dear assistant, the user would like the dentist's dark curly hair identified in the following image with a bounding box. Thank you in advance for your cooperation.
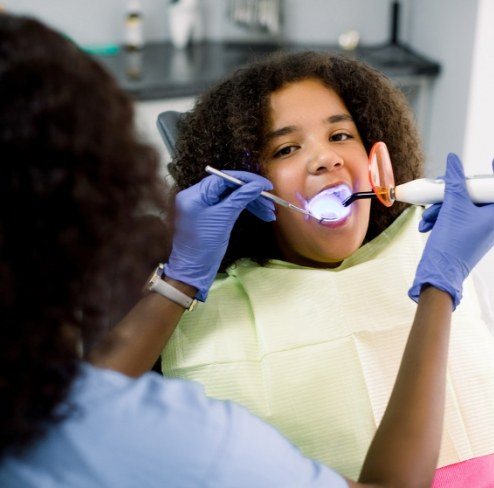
[0,15,168,458]
[170,51,424,270]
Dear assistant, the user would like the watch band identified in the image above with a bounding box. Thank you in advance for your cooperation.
[146,264,197,311]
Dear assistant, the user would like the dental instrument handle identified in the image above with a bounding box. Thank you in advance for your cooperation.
[205,166,310,215]
[342,191,377,207]
[394,176,494,205]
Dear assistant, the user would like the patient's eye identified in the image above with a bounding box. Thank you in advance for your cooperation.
[274,145,298,158]
[330,132,353,142]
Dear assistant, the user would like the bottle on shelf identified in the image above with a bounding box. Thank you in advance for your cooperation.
[124,0,144,51]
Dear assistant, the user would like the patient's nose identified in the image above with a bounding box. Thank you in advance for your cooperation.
[307,146,344,175]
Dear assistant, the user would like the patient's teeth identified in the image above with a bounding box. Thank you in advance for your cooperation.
[306,185,352,222]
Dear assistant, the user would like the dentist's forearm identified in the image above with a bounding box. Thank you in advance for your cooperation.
[88,278,196,377]
[358,286,451,486]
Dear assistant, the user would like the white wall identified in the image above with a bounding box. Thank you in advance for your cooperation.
[463,0,494,175]
[2,0,169,46]
[4,0,411,46]
[408,0,494,176]
[283,0,412,45]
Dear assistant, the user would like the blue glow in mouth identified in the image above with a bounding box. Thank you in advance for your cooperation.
[306,185,352,222]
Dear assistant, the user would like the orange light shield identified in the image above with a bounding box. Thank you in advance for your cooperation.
[368,142,395,207]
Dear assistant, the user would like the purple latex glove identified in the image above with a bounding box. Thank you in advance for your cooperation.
[409,153,494,309]
[165,171,275,301]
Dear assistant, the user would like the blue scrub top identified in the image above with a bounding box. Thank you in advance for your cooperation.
[0,364,347,487]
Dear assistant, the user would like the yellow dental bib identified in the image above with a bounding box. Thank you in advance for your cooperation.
[162,207,494,479]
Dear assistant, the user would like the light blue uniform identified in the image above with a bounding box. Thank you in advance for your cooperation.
[0,364,347,487]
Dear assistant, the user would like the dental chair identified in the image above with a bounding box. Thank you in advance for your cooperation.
[156,111,183,158]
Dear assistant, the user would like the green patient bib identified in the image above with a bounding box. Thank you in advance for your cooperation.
[162,207,494,479]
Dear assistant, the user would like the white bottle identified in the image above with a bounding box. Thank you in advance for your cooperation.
[169,0,198,49]
[394,175,494,205]
[125,0,144,50]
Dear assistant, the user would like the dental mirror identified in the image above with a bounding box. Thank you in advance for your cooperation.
[205,166,311,217]
[204,166,346,223]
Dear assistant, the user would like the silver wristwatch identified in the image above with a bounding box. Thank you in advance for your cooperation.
[145,264,197,311]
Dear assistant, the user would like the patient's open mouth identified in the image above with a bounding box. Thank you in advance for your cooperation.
[306,184,352,223]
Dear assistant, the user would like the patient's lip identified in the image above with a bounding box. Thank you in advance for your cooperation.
[318,213,350,228]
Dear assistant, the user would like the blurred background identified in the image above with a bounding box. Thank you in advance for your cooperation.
[3,0,493,178]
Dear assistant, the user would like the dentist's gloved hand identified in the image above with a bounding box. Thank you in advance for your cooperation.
[165,171,275,301]
[409,153,494,309]
[419,156,494,232]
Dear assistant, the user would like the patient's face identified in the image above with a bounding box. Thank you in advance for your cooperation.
[262,78,371,267]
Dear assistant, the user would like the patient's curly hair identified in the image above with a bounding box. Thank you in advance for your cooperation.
[0,15,168,457]
[170,51,424,270]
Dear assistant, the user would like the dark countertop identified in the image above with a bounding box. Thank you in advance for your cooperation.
[95,41,441,101]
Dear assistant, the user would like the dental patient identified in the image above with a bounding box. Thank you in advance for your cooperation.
[162,52,494,484]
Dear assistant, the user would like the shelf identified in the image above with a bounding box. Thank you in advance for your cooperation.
[94,41,440,101]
